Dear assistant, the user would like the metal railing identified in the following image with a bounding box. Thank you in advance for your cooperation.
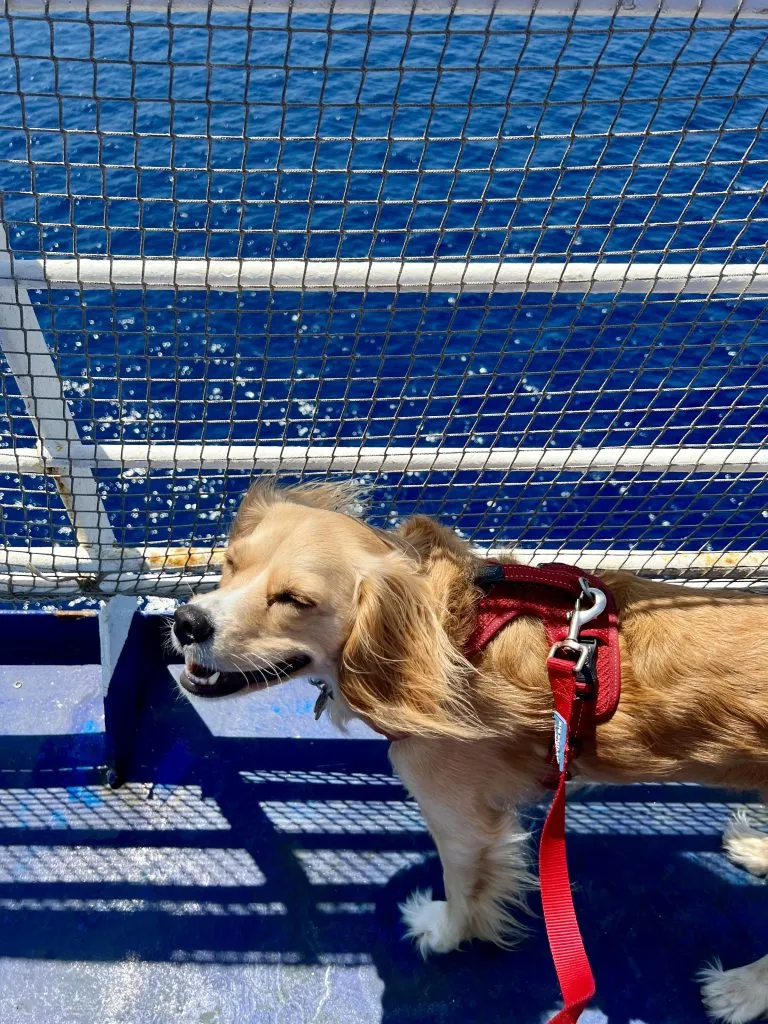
[1,0,766,597]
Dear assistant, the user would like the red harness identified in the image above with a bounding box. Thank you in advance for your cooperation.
[361,560,620,1021]
[468,562,621,1023]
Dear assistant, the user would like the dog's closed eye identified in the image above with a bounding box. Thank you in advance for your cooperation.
[267,590,316,610]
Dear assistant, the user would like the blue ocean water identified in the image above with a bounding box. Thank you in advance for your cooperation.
[0,11,766,560]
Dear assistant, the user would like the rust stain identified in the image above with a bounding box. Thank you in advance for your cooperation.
[144,547,225,570]
[698,551,759,568]
[48,469,87,549]
[48,468,68,497]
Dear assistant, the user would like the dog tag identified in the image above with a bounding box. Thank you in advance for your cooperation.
[553,711,568,773]
[311,680,334,720]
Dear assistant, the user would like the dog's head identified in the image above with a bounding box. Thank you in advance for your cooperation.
[172,479,479,737]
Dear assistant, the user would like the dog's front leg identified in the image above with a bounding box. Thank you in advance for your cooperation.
[391,737,534,956]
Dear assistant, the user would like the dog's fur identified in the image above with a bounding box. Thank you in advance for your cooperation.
[175,480,768,1022]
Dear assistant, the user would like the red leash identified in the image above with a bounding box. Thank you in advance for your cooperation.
[539,651,597,1023]
[468,562,621,1023]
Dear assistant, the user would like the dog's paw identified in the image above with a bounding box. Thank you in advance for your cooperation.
[699,959,768,1023]
[399,889,464,957]
[724,812,768,877]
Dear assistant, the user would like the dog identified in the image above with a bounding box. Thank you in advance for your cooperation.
[171,479,768,1023]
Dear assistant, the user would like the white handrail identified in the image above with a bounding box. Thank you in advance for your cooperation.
[2,544,766,597]
[3,443,768,476]
[3,258,768,296]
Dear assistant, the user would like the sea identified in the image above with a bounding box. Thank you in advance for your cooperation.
[0,8,766,584]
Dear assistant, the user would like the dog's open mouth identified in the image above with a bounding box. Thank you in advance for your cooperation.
[178,655,312,698]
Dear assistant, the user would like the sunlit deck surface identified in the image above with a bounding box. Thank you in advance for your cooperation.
[0,610,763,1024]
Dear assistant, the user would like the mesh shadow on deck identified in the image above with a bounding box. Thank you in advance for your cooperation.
[0,610,764,1024]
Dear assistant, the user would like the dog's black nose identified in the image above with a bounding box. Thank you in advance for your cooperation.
[174,605,214,647]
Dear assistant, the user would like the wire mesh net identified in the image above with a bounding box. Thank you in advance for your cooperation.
[0,1,767,599]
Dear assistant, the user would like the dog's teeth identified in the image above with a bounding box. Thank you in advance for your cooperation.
[186,669,221,686]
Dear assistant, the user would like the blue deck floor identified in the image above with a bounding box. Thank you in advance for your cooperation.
[0,611,764,1024]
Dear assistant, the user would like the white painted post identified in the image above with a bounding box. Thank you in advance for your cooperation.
[0,229,118,569]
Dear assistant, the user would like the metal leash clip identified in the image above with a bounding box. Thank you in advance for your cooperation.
[549,578,606,695]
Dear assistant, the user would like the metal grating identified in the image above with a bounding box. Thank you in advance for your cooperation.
[0,0,767,598]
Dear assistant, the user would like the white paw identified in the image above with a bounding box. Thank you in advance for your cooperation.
[700,960,768,1023]
[724,813,768,877]
[399,889,464,956]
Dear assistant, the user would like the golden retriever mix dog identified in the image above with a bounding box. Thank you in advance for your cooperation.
[172,480,768,1023]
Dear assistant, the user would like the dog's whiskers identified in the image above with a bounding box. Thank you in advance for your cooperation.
[227,650,295,691]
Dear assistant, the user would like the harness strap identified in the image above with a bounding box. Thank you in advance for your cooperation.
[468,561,621,1024]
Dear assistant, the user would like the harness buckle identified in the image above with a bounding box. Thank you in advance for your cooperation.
[573,638,598,697]
[548,578,606,697]
[549,637,597,694]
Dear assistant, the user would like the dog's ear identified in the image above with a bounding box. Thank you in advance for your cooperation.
[230,477,364,540]
[395,514,470,561]
[339,554,483,739]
